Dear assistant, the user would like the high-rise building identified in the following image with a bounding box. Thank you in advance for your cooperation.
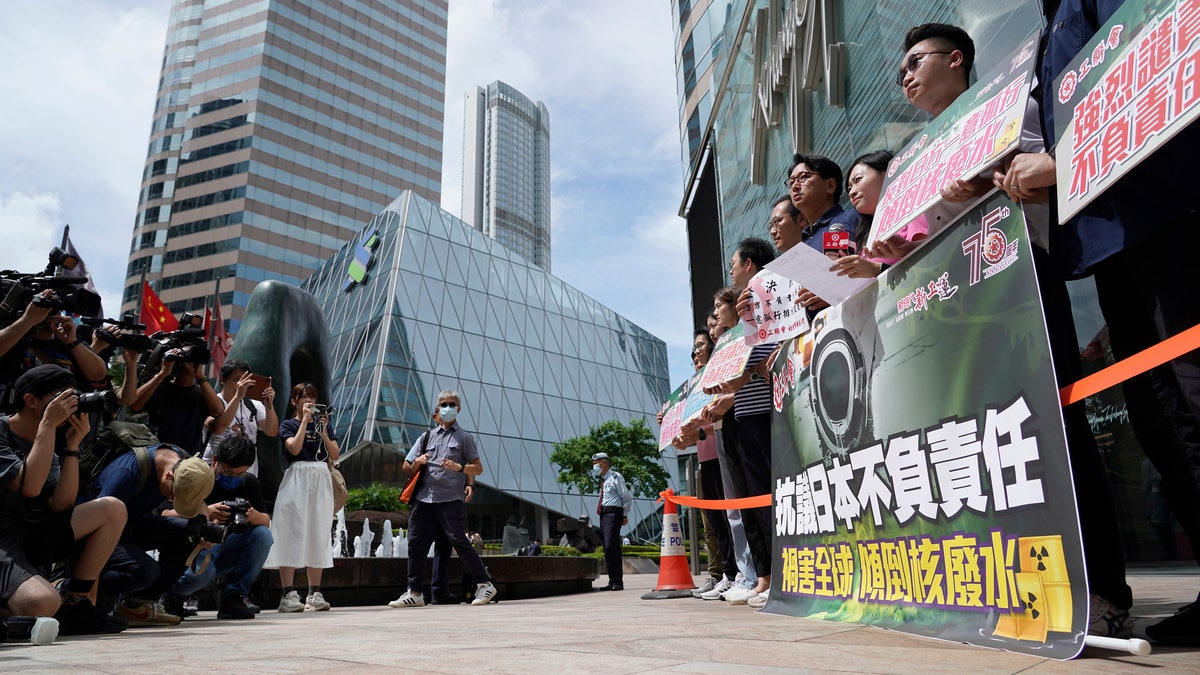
[302,190,671,541]
[460,81,551,271]
[670,0,731,177]
[122,0,448,331]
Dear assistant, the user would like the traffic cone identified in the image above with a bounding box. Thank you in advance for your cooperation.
[641,490,697,600]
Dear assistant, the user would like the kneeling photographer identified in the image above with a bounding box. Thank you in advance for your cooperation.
[162,436,272,620]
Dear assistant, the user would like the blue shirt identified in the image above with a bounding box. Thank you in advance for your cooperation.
[802,204,859,253]
[94,444,181,517]
[279,417,338,464]
[404,423,479,504]
[599,468,632,516]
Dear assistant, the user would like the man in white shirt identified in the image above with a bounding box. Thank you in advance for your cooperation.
[202,360,278,475]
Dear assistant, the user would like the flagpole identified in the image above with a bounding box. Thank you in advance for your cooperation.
[61,224,69,249]
[209,272,223,380]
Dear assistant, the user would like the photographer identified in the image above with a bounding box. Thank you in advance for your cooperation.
[131,326,224,457]
[90,442,213,627]
[86,315,153,408]
[162,436,272,620]
[0,365,127,635]
[202,360,278,476]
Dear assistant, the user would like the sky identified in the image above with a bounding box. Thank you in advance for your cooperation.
[0,0,698,389]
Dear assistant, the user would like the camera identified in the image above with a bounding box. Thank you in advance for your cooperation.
[73,389,119,415]
[139,315,211,378]
[191,498,253,543]
[82,312,154,353]
[0,248,103,326]
[311,404,333,415]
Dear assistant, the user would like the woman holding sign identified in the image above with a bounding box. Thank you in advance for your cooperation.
[828,150,929,278]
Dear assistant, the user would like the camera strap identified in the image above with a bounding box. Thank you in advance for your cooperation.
[185,542,213,575]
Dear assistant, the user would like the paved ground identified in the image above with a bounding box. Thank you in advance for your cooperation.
[2,567,1197,674]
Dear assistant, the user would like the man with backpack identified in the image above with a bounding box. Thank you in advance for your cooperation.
[87,423,214,626]
[0,365,127,635]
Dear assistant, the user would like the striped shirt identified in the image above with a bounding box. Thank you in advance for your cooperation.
[734,343,776,418]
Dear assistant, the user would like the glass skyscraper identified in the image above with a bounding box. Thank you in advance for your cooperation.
[122,0,448,331]
[461,81,552,271]
[302,191,672,540]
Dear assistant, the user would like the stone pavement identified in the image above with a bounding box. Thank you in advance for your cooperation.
[2,567,1197,674]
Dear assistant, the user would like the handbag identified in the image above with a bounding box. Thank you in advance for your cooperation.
[399,432,430,505]
[329,460,348,515]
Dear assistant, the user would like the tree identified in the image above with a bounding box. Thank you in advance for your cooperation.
[549,418,669,499]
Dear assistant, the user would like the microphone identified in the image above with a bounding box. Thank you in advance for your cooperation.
[822,224,856,256]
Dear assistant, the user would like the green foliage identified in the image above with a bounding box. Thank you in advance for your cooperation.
[540,545,580,557]
[345,483,407,513]
[548,418,669,499]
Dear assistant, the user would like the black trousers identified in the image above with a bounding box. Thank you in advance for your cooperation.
[406,500,489,592]
[699,458,737,580]
[100,515,195,605]
[599,508,623,585]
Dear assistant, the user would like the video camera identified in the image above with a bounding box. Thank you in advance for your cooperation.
[81,312,155,353]
[0,247,102,325]
[139,312,212,377]
[192,498,252,544]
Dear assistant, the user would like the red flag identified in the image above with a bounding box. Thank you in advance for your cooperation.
[140,281,178,334]
[210,300,231,373]
[203,306,213,339]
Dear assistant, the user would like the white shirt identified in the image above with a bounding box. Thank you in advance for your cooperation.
[202,393,267,475]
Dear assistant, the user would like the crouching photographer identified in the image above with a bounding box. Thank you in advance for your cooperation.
[162,436,272,620]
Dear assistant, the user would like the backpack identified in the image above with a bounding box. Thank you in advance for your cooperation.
[79,421,168,498]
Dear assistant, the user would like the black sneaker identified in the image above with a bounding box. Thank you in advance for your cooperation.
[1145,600,1200,646]
[431,591,461,605]
[244,596,262,614]
[216,596,256,620]
[55,597,128,635]
[161,596,195,619]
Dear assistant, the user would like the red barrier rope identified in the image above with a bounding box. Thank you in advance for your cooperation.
[664,323,1200,511]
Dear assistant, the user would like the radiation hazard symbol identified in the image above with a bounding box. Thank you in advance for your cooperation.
[994,117,1021,156]
[992,572,1048,643]
[1018,535,1072,633]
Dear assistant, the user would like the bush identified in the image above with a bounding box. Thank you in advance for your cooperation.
[541,545,580,557]
[345,483,407,513]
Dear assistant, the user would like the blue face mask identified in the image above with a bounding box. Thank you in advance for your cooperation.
[439,405,458,424]
[215,473,244,490]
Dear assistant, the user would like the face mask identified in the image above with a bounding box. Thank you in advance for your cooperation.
[215,473,244,490]
[439,406,458,424]
[590,464,602,477]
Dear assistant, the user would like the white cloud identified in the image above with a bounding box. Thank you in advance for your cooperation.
[0,191,65,271]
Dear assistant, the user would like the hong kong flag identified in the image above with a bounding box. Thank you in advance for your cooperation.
[140,281,178,334]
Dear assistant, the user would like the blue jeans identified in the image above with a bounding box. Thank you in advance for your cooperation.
[167,525,273,602]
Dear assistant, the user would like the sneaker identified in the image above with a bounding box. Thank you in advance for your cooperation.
[1145,600,1200,646]
[305,591,330,612]
[217,595,256,620]
[471,582,498,605]
[1088,594,1133,638]
[700,577,735,600]
[747,591,769,609]
[160,596,195,619]
[692,576,721,598]
[244,596,262,614]
[277,590,305,613]
[724,586,758,604]
[117,601,182,626]
[387,590,425,608]
[55,596,127,635]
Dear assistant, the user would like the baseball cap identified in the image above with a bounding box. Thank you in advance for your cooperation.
[13,364,75,401]
[171,456,214,518]
[591,452,609,462]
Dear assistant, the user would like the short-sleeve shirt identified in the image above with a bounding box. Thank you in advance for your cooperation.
[0,417,65,522]
[734,343,776,418]
[207,471,268,514]
[801,204,859,253]
[93,444,182,517]
[279,417,338,465]
[203,393,268,475]
[404,423,478,504]
[146,382,208,456]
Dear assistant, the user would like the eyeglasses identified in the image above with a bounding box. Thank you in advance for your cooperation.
[784,171,819,189]
[896,51,952,86]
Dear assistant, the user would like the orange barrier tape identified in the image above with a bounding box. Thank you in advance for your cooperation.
[1060,323,1200,407]
[661,491,772,510]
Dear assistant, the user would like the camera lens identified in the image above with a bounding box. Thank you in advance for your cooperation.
[75,389,118,414]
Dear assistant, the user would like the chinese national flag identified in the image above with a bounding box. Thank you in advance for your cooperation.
[140,281,178,334]
[210,300,232,373]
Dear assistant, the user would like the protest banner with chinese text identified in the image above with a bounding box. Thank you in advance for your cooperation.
[766,192,1087,659]
[658,380,691,451]
[1052,0,1200,220]
[742,270,810,346]
[697,323,753,390]
[870,31,1039,243]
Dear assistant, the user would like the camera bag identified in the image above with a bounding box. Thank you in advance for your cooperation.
[78,421,165,497]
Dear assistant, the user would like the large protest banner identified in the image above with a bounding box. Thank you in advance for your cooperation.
[765,191,1088,659]
[1053,0,1200,220]
[871,31,1039,243]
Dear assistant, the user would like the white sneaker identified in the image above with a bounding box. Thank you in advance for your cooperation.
[747,591,769,609]
[471,582,498,605]
[305,591,330,612]
[277,590,304,613]
[1088,594,1133,638]
[692,576,721,598]
[388,590,425,608]
[700,577,734,600]
[724,587,758,604]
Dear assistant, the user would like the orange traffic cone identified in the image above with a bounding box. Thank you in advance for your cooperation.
[641,490,696,599]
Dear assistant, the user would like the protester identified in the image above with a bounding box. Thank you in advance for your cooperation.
[827,150,920,278]
[263,383,338,613]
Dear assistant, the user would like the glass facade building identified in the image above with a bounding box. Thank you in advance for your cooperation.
[122,0,448,332]
[678,0,1189,562]
[301,191,673,540]
[670,0,733,176]
[460,81,552,271]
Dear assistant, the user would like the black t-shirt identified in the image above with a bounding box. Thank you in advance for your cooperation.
[0,416,66,523]
[208,471,269,514]
[146,381,208,456]
[279,418,337,465]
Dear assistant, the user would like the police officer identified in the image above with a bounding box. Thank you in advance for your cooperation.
[592,452,632,591]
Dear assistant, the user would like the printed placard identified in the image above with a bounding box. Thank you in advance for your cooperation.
[742,270,811,346]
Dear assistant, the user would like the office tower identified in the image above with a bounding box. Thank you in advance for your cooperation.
[122,0,448,330]
[460,81,551,271]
